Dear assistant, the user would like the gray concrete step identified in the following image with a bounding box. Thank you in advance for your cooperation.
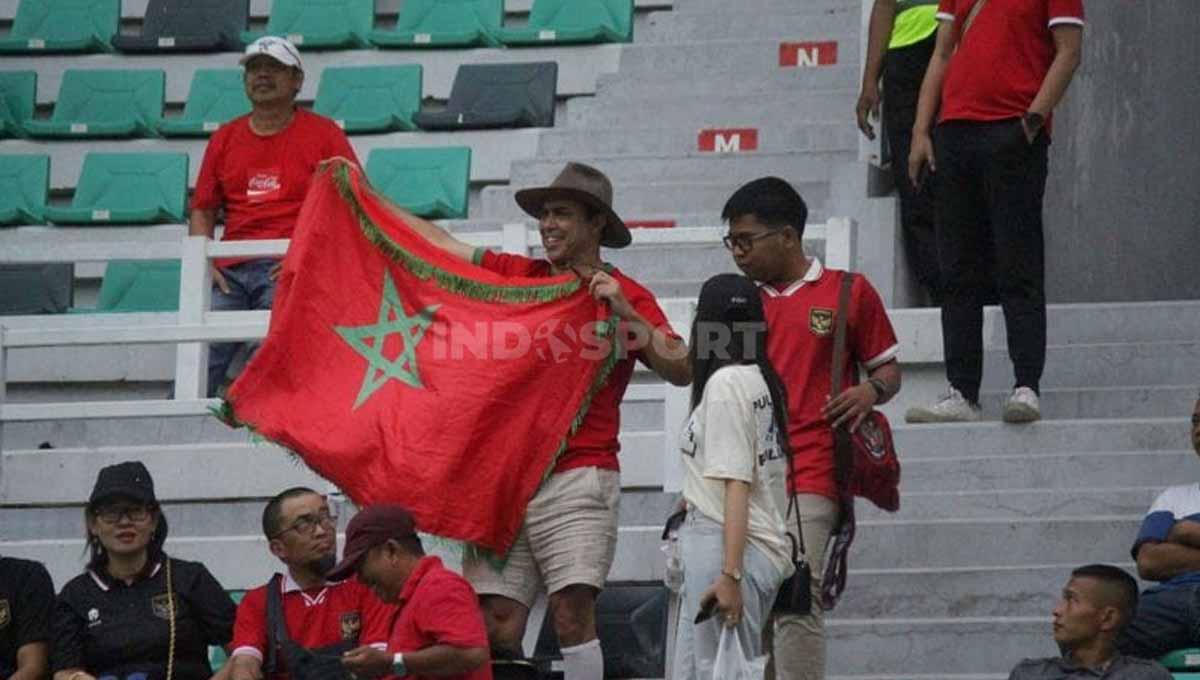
[832,563,1134,620]
[979,384,1199,420]
[567,91,856,127]
[511,151,852,185]
[597,65,863,98]
[891,418,1187,458]
[536,122,858,157]
[825,618,1052,677]
[980,340,1200,390]
[673,0,861,16]
[901,450,1194,493]
[618,40,860,76]
[617,486,1156,526]
[480,180,831,221]
[644,7,859,42]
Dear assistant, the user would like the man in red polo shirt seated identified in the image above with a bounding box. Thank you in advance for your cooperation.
[333,505,492,680]
[225,488,395,680]
[906,0,1084,424]
[189,36,359,397]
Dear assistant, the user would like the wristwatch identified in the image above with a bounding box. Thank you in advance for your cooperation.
[868,378,888,403]
[721,568,743,582]
[392,652,408,677]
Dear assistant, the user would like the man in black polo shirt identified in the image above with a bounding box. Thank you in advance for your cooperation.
[0,555,54,680]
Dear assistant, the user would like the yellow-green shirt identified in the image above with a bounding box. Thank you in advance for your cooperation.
[890,0,938,49]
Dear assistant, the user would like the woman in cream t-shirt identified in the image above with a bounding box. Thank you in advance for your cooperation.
[672,274,793,679]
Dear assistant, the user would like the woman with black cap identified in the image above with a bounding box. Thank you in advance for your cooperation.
[52,461,236,680]
[672,274,794,678]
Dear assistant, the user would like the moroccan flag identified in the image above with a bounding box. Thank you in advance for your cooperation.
[220,160,618,554]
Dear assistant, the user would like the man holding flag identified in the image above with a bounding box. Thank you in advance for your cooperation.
[221,160,689,680]
[401,162,690,680]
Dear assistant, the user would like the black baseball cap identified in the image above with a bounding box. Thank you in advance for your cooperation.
[88,461,157,507]
[695,273,763,323]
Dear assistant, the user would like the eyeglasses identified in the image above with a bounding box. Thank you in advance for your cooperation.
[1192,414,1200,426]
[95,505,154,524]
[273,511,338,539]
[722,229,785,252]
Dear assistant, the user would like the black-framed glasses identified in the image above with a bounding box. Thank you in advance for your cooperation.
[273,511,338,539]
[95,505,154,524]
[1191,414,1200,426]
[722,229,784,252]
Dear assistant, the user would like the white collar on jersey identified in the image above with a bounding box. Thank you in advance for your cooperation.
[760,257,824,298]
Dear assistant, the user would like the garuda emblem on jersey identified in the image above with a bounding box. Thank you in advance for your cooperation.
[809,308,834,336]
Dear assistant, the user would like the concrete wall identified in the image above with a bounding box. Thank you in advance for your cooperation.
[1044,1,1200,303]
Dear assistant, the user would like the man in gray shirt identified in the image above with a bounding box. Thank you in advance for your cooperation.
[1008,564,1170,680]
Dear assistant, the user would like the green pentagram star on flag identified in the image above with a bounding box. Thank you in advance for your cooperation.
[335,270,440,409]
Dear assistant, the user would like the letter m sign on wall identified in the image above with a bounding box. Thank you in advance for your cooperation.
[698,128,759,153]
[779,41,838,68]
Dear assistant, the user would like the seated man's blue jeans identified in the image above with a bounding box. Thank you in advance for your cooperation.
[208,259,277,397]
[1117,584,1200,659]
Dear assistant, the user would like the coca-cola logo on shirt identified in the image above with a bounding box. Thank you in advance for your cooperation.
[247,168,283,202]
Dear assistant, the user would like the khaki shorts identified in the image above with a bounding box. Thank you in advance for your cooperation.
[463,466,621,608]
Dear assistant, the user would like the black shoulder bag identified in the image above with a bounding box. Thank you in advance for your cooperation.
[265,574,357,680]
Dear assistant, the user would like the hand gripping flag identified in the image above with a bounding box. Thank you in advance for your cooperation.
[219,160,619,555]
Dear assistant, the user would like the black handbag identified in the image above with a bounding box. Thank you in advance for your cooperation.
[771,494,813,616]
[265,574,356,680]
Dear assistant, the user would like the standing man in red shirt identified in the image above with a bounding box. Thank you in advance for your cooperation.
[397,162,691,680]
[190,36,359,397]
[225,488,395,680]
[722,177,902,680]
[905,0,1084,424]
[331,505,492,680]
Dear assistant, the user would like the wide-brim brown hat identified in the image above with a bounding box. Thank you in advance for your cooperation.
[514,162,631,249]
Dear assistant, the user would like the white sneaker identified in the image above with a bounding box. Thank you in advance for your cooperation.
[1002,386,1041,423]
[905,388,982,423]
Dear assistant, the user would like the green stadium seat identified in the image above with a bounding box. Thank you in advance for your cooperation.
[24,69,164,139]
[313,65,422,133]
[44,153,188,225]
[1160,648,1200,678]
[365,147,471,220]
[370,0,502,48]
[0,154,49,226]
[0,71,37,138]
[242,0,375,49]
[159,69,251,137]
[497,0,633,46]
[0,0,119,54]
[77,260,181,313]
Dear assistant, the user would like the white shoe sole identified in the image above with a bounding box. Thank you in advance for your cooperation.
[905,407,981,424]
[1002,402,1041,423]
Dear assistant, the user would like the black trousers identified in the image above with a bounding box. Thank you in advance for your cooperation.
[934,119,1049,404]
[883,35,942,304]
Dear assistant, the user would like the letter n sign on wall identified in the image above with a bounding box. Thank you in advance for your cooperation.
[698,128,758,153]
[779,41,838,68]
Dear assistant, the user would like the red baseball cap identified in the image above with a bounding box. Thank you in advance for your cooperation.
[326,504,418,581]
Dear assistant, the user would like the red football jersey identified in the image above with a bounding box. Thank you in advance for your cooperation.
[477,251,679,474]
[761,261,899,500]
[192,108,359,267]
[230,575,396,680]
[936,0,1085,125]
[385,557,492,680]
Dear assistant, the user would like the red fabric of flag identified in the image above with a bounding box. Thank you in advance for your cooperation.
[221,161,618,554]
